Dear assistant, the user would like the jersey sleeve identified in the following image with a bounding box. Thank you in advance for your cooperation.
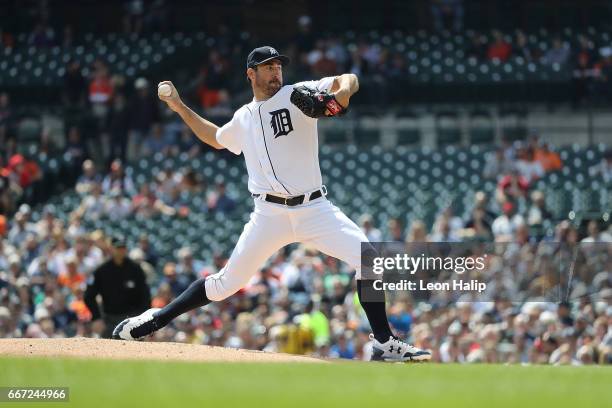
[215,112,243,155]
[294,76,336,92]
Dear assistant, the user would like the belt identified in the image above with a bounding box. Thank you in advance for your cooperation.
[253,189,324,207]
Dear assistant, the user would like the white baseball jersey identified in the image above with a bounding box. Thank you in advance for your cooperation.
[215,77,335,196]
[203,76,370,302]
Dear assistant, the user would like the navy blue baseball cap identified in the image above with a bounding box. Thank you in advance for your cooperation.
[246,46,290,69]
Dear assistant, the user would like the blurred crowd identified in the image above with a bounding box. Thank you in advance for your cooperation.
[1,136,610,364]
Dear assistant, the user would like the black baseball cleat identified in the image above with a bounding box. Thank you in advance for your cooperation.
[112,308,161,341]
[370,334,432,362]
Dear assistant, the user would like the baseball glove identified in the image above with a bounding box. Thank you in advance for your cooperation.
[290,85,347,118]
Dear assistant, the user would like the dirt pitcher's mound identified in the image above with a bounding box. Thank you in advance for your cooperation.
[0,338,324,363]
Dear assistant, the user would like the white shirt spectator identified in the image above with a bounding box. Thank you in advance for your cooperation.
[515,159,544,183]
[492,214,525,239]
[104,194,132,219]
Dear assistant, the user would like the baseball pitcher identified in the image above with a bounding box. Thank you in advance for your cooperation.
[113,46,431,362]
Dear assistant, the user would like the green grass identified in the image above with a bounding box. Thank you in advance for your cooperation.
[1,357,610,408]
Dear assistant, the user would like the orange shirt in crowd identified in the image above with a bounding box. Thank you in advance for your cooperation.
[0,215,6,237]
[57,272,86,290]
[198,87,221,109]
[69,299,92,321]
[534,149,563,171]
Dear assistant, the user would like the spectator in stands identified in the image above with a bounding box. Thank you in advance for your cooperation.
[463,207,493,240]
[483,147,513,180]
[491,201,525,241]
[63,61,87,108]
[542,37,571,66]
[387,52,409,81]
[5,154,42,204]
[142,0,169,33]
[142,123,173,157]
[533,141,562,172]
[161,262,191,297]
[308,40,339,78]
[527,190,553,227]
[179,168,205,194]
[28,20,55,47]
[359,214,382,241]
[430,216,459,242]
[76,160,101,195]
[108,93,131,163]
[34,206,55,240]
[487,30,512,62]
[132,182,178,217]
[61,25,74,48]
[473,191,497,226]
[589,148,612,182]
[38,127,57,159]
[128,77,160,161]
[101,159,135,197]
[431,0,464,32]
[160,184,190,217]
[197,51,230,113]
[572,35,597,104]
[581,220,612,243]
[207,182,236,214]
[152,282,173,309]
[497,167,529,202]
[123,0,144,35]
[294,15,315,55]
[104,191,131,219]
[64,126,89,183]
[8,210,34,247]
[84,235,151,338]
[438,206,464,236]
[175,126,201,158]
[0,214,6,238]
[597,47,612,97]
[515,146,544,183]
[175,247,201,283]
[467,32,487,60]
[0,26,15,49]
[0,162,15,215]
[329,333,356,359]
[0,93,15,144]
[137,234,158,267]
[74,182,105,221]
[88,60,113,126]
[386,218,405,242]
[247,265,282,299]
[515,31,536,61]
[66,214,86,242]
[57,255,85,291]
[406,220,429,242]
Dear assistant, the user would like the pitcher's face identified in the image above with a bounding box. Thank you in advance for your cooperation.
[249,60,283,98]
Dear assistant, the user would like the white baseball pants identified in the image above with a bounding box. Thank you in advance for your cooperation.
[204,195,369,301]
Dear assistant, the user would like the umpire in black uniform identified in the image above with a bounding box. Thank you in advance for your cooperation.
[85,235,151,338]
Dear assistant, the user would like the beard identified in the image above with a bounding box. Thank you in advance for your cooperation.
[259,78,282,97]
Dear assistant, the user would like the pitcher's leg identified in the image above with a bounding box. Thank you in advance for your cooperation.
[297,201,370,277]
[298,201,393,342]
[113,206,294,340]
[204,211,293,301]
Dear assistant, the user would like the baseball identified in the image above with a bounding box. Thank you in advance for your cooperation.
[158,83,172,97]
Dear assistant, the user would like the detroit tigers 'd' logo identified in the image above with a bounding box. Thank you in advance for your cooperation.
[269,109,293,138]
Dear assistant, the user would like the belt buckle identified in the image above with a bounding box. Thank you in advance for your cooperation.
[283,197,289,205]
